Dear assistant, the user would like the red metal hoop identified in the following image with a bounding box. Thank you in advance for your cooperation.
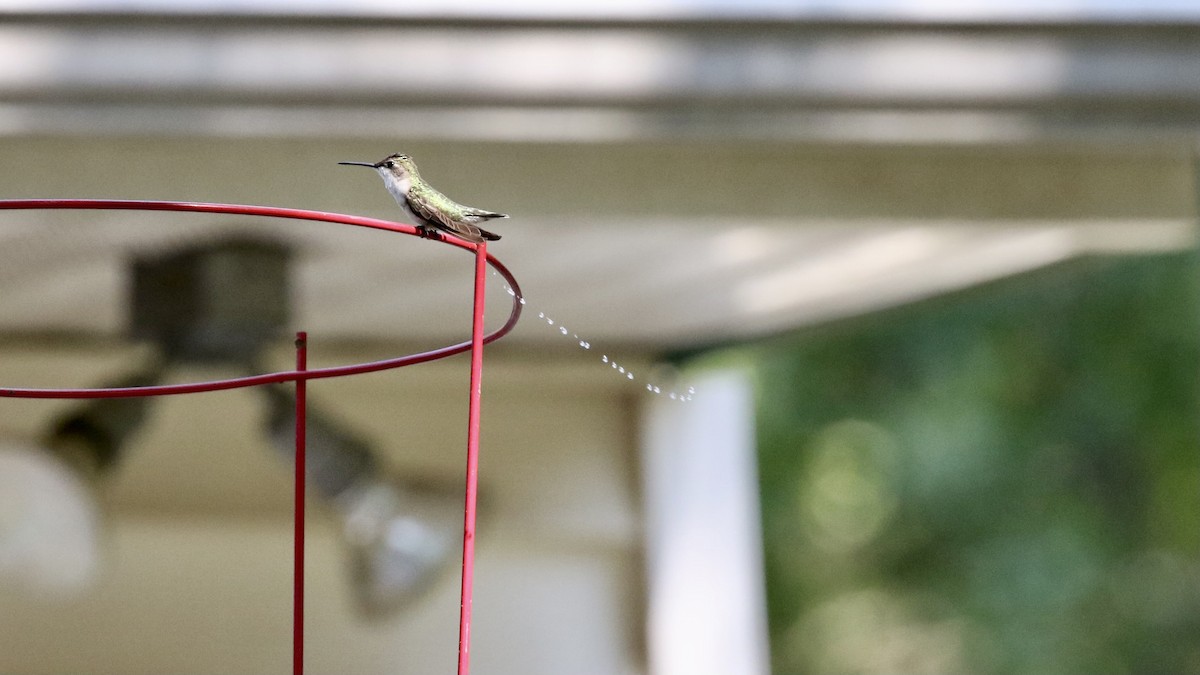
[0,199,523,398]
[0,198,518,675]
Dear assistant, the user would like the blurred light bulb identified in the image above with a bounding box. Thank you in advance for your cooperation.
[0,441,101,594]
[336,479,461,618]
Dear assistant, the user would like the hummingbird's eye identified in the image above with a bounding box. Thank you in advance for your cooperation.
[384,160,395,168]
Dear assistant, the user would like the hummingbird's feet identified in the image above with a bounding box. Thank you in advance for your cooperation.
[417,225,441,240]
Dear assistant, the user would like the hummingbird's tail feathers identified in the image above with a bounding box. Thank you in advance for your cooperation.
[478,226,502,241]
[464,208,509,221]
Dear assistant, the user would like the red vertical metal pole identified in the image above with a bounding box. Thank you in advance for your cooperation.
[293,331,308,675]
[457,243,488,675]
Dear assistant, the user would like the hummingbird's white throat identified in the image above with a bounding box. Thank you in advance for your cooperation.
[376,167,411,203]
[373,165,423,227]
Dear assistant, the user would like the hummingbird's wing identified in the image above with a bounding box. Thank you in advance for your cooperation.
[408,185,503,243]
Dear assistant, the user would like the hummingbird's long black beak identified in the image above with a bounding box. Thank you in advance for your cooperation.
[338,161,377,168]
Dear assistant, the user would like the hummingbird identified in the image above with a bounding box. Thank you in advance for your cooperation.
[339,153,506,243]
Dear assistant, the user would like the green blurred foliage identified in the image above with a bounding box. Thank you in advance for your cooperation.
[751,251,1200,674]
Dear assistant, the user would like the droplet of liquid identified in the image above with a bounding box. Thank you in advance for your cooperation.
[507,293,693,402]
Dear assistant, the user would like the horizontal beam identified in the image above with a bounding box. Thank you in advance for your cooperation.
[1,19,1200,143]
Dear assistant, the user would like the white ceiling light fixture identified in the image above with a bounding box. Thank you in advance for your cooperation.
[0,234,465,613]
[135,236,462,617]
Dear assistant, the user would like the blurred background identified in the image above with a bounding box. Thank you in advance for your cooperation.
[0,1,1198,674]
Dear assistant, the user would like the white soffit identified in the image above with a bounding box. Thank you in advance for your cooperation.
[0,213,1190,348]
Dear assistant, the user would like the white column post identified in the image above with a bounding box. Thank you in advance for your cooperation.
[641,368,769,675]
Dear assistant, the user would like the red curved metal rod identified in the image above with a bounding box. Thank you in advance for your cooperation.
[0,199,523,398]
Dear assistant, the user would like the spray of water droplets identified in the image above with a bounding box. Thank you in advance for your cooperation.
[499,275,694,401]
